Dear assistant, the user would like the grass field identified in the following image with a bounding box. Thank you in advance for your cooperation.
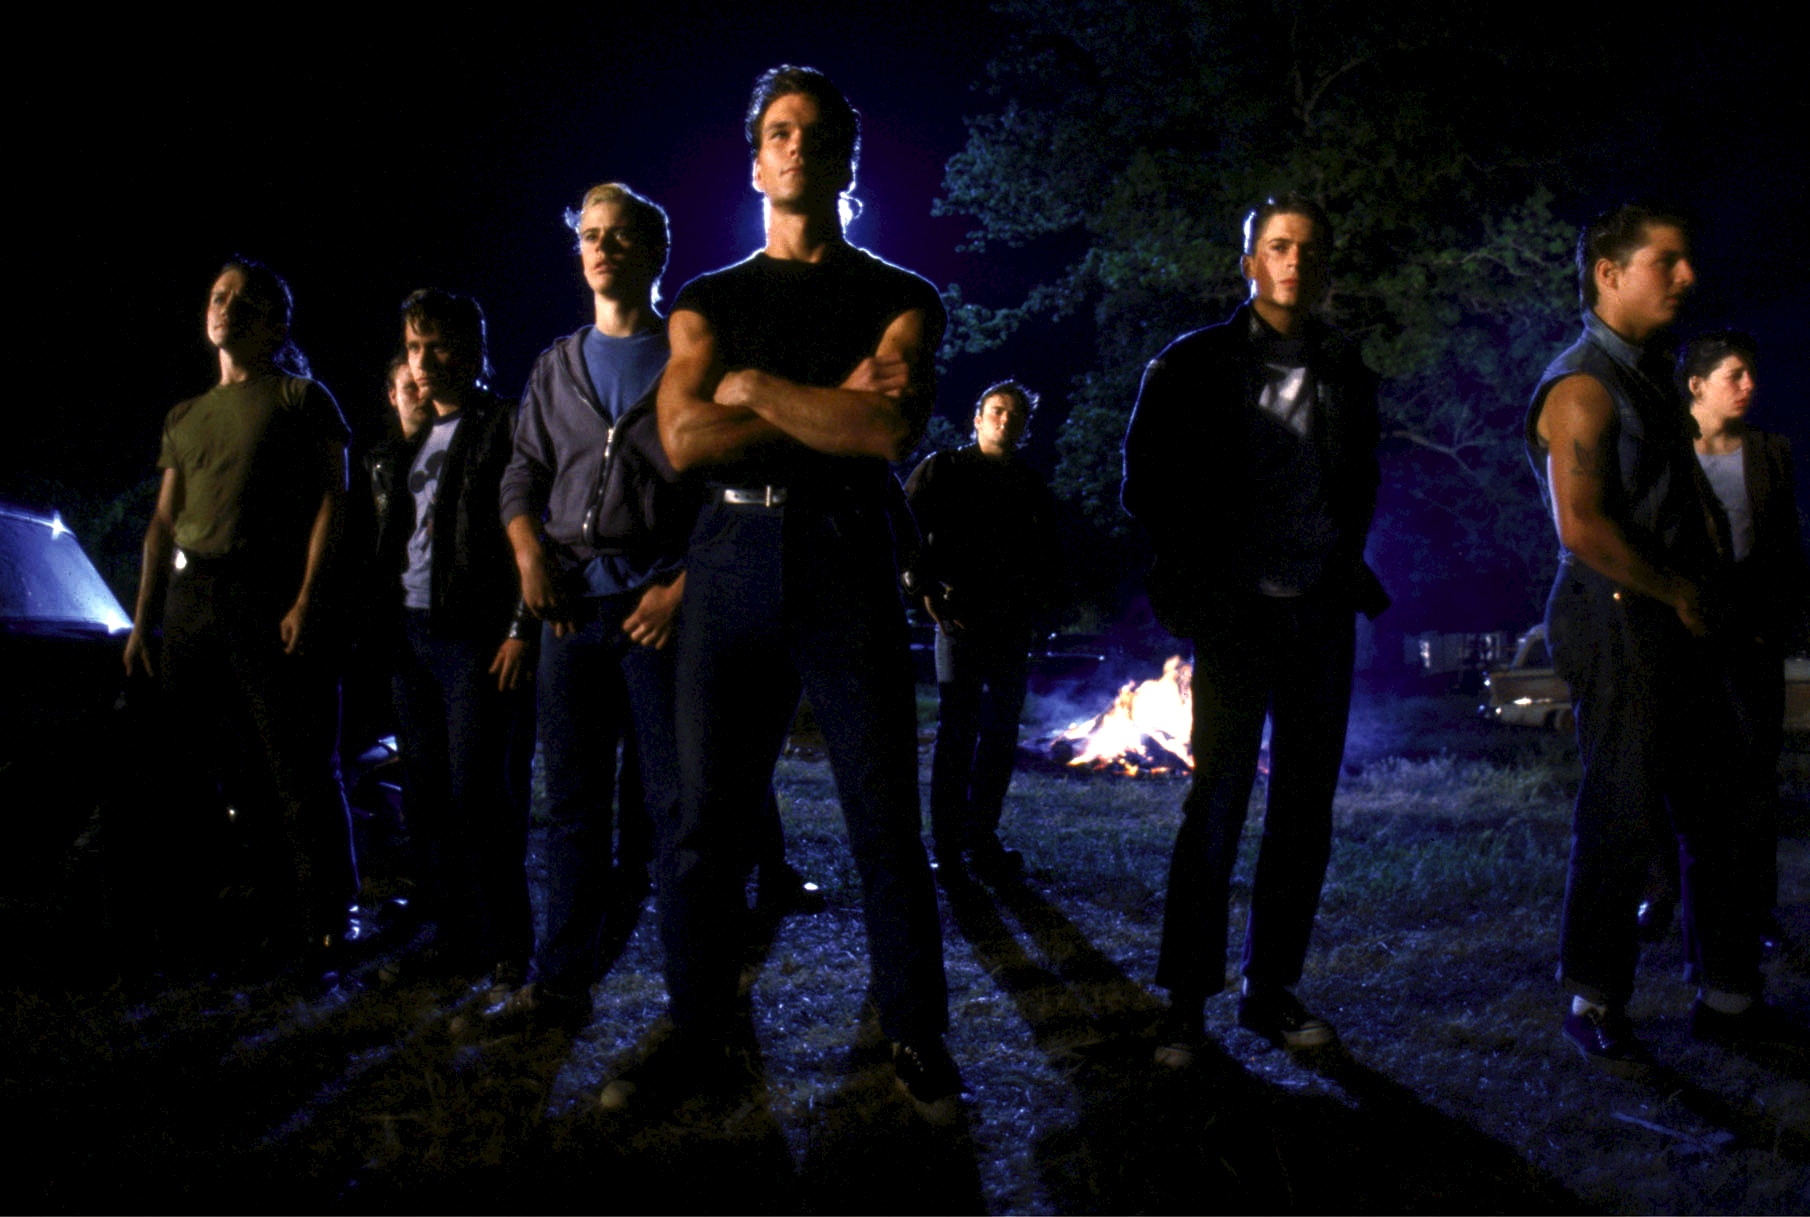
[9,692,1810,1212]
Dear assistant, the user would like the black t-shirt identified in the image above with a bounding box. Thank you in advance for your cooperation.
[672,244,946,490]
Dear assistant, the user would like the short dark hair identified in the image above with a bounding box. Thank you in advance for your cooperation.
[972,379,1037,445]
[1241,193,1332,256]
[1577,204,1689,309]
[385,350,409,388]
[1675,329,1758,400]
[400,287,493,387]
[975,379,1038,418]
[218,255,310,377]
[745,65,861,194]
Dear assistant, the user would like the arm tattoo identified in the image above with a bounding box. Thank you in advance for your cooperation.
[1569,438,1604,481]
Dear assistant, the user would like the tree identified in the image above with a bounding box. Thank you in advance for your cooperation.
[936,0,1580,630]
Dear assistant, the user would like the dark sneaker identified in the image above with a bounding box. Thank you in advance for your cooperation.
[1152,1007,1206,1069]
[599,1029,758,1114]
[1562,1005,1655,1076]
[892,1038,965,1125]
[1238,987,1336,1051]
[1690,999,1810,1053]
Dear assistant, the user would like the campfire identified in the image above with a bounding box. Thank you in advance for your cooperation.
[1047,655,1194,775]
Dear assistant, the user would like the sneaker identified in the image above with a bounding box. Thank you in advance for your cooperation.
[1152,1007,1206,1069]
[1562,1005,1655,1076]
[598,1028,757,1114]
[1238,986,1336,1051]
[892,1038,965,1125]
[1690,999,1810,1053]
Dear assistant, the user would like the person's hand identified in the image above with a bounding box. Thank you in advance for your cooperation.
[489,638,532,691]
[923,589,964,635]
[1672,579,1710,638]
[713,369,758,408]
[622,573,686,649]
[517,547,576,636]
[841,355,909,398]
[123,626,153,677]
[279,597,310,654]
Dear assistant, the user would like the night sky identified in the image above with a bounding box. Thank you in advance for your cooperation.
[23,5,1808,538]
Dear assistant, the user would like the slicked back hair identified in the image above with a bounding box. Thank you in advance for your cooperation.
[401,287,493,388]
[218,255,310,377]
[745,65,861,195]
[1241,194,1332,257]
[565,181,672,302]
[1578,203,1689,309]
[1675,329,1759,400]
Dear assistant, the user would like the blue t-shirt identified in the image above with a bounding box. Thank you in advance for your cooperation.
[583,327,668,425]
[578,326,675,597]
[403,412,461,609]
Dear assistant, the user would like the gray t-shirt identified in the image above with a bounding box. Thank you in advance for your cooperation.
[402,413,461,609]
[1697,445,1752,562]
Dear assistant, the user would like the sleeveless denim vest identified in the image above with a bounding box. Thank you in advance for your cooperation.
[1525,311,1711,575]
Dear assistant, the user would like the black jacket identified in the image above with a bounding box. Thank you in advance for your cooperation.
[1121,303,1387,635]
[1729,428,1810,655]
[370,391,524,640]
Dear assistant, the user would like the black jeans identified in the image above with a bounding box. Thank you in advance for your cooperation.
[161,560,357,951]
[929,621,1032,855]
[391,611,534,970]
[1547,564,1760,1004]
[1156,593,1354,1003]
[665,497,946,1041]
[532,592,673,1001]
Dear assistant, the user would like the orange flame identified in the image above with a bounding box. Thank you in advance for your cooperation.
[1052,655,1194,775]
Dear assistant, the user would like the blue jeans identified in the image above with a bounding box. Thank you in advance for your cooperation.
[533,592,674,1001]
[1157,593,1354,1001]
[391,611,534,969]
[665,496,947,1040]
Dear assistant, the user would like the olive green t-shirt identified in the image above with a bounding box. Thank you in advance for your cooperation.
[157,374,349,558]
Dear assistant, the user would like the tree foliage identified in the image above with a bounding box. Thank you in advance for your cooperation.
[937,0,1580,627]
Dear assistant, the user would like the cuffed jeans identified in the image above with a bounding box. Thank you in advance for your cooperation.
[1547,562,1760,1005]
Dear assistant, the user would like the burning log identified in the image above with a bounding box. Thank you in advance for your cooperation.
[1046,655,1194,776]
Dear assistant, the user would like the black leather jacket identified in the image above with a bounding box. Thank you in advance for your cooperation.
[370,390,528,641]
[1122,303,1387,634]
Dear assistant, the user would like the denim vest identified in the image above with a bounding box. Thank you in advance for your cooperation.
[1526,311,1712,577]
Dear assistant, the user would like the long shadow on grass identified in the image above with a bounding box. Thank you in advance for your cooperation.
[943,872,1585,1213]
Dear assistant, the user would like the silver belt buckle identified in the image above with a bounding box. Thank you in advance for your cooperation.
[724,485,787,507]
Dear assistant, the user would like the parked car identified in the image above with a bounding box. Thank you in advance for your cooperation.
[1479,624,1573,731]
[1483,621,1810,735]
